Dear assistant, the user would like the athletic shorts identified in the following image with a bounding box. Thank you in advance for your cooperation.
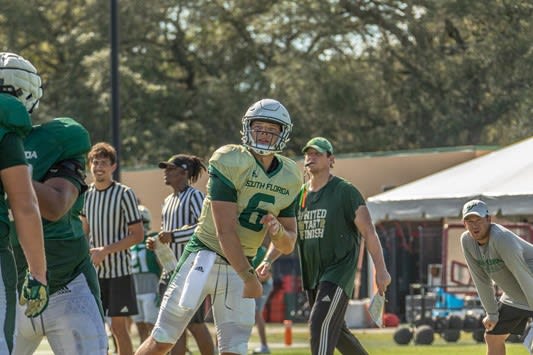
[99,275,138,317]
[159,270,207,324]
[0,247,17,354]
[132,293,159,324]
[152,251,255,353]
[487,303,533,335]
[15,273,107,355]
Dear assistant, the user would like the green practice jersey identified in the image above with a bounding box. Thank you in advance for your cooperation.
[130,234,161,276]
[190,144,302,258]
[22,117,90,240]
[11,117,92,294]
[0,94,32,246]
[296,176,365,297]
[0,94,32,141]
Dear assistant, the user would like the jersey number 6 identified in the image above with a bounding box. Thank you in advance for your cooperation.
[239,193,275,232]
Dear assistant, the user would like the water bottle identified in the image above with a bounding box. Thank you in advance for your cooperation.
[153,237,178,273]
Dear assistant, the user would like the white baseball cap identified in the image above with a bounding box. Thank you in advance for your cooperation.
[462,199,489,219]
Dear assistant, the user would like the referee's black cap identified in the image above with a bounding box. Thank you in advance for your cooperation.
[158,155,189,170]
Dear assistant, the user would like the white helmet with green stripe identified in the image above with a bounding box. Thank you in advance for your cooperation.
[0,52,43,113]
[241,98,292,155]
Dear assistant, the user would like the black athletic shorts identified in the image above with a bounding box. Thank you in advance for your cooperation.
[99,275,138,317]
[487,303,533,335]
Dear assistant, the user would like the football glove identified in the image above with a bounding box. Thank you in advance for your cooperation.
[19,272,49,318]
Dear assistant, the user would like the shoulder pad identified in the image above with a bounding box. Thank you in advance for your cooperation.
[0,94,32,140]
[210,144,253,170]
[42,118,91,160]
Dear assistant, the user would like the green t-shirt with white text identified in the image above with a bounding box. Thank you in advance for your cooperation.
[297,176,365,297]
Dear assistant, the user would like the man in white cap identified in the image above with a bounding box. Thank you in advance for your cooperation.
[460,199,533,355]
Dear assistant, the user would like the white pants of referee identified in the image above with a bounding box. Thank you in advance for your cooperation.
[152,251,255,355]
[14,273,108,355]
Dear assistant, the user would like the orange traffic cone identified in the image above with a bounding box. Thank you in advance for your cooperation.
[284,319,293,346]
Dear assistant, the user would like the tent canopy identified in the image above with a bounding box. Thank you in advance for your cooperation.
[367,137,533,221]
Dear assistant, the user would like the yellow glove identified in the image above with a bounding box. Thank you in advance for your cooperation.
[19,272,49,318]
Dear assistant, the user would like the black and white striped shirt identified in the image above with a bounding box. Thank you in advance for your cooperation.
[82,181,142,278]
[161,186,204,259]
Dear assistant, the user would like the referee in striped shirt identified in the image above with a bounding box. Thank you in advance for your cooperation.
[153,154,214,355]
[81,142,144,355]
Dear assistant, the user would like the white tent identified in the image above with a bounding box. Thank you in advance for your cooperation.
[367,137,533,221]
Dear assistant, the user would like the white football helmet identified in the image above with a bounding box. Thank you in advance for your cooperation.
[0,52,43,113]
[241,98,292,155]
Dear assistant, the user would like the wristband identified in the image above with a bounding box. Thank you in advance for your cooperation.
[237,267,256,282]
[263,259,273,266]
[271,222,285,241]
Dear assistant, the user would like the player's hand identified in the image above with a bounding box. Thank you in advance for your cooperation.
[376,270,392,296]
[482,316,497,331]
[19,272,49,318]
[260,214,283,239]
[256,261,272,283]
[158,231,172,244]
[242,276,263,298]
[146,236,156,250]
[90,247,107,266]
[145,232,158,250]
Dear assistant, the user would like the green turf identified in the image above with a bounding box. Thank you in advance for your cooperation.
[35,323,530,354]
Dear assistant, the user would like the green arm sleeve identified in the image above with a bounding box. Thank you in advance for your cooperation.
[0,133,27,170]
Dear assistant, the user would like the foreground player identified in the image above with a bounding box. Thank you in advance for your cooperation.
[0,52,48,353]
[136,98,302,355]
[12,117,107,354]
[461,199,533,355]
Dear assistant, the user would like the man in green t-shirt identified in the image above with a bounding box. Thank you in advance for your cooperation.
[11,117,107,354]
[297,137,391,355]
[0,52,48,354]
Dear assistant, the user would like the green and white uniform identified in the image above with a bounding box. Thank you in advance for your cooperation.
[191,144,301,256]
[130,234,161,277]
[130,208,161,324]
[11,117,107,355]
[297,176,368,355]
[152,144,302,354]
[0,93,33,354]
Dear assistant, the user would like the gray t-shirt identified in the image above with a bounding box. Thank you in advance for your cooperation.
[461,223,533,323]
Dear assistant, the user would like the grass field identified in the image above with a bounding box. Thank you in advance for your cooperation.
[34,323,530,354]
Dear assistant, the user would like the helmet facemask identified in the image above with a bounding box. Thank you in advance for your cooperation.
[241,99,292,155]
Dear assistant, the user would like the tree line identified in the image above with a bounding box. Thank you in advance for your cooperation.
[2,0,532,166]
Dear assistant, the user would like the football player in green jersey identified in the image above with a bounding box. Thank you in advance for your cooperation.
[136,99,302,355]
[0,52,48,354]
[297,137,390,355]
[11,117,107,354]
[130,203,161,343]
